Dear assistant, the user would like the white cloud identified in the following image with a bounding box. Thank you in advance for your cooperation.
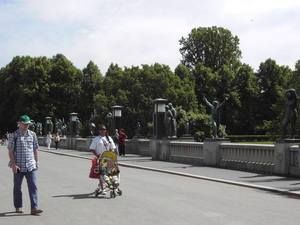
[0,0,299,73]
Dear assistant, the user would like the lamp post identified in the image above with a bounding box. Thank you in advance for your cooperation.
[44,117,52,135]
[69,112,79,137]
[153,98,168,139]
[111,105,123,136]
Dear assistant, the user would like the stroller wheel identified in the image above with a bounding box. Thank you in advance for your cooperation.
[117,189,122,196]
[95,189,99,197]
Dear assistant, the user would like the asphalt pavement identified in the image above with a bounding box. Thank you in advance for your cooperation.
[39,146,300,197]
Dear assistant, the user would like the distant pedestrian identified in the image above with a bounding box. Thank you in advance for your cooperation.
[7,115,43,215]
[46,132,52,149]
[118,128,127,156]
[112,129,119,155]
[3,132,9,145]
[54,133,60,149]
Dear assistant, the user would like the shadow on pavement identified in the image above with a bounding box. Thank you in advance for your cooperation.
[0,211,32,217]
[52,192,111,200]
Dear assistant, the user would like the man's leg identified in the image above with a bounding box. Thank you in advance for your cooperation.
[25,170,38,210]
[13,172,24,209]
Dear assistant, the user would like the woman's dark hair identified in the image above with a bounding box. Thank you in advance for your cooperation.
[98,124,106,129]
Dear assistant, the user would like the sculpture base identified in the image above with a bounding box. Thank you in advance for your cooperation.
[205,138,230,142]
[275,138,300,144]
[179,135,194,142]
[167,136,178,140]
[134,134,144,138]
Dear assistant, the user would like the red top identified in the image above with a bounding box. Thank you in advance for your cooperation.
[118,133,127,146]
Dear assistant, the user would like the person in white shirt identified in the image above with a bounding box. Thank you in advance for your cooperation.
[46,132,52,149]
[89,124,115,195]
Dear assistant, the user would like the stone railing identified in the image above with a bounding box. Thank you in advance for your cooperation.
[169,142,204,166]
[38,136,300,176]
[150,138,300,176]
[219,143,274,173]
[290,145,299,175]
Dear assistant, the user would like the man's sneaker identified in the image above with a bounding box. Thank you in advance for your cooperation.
[31,208,43,215]
[15,208,24,213]
[100,190,106,195]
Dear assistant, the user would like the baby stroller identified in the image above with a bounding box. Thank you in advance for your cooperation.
[95,151,122,198]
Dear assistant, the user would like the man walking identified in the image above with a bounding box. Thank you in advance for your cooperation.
[8,115,43,215]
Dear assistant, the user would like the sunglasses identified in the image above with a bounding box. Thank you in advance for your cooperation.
[99,129,106,130]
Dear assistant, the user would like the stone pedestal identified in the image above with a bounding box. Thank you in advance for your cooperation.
[274,139,300,175]
[179,134,194,142]
[131,136,145,154]
[67,137,76,149]
[86,137,94,151]
[203,138,230,166]
[150,138,172,161]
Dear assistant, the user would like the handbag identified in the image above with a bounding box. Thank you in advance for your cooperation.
[89,158,100,179]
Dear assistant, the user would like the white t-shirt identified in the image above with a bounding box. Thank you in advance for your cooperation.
[89,135,116,158]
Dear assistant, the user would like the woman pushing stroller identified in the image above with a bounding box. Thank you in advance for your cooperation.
[89,124,115,195]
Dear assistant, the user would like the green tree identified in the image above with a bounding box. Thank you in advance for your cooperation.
[96,63,200,137]
[17,56,52,121]
[95,63,123,123]
[48,54,83,121]
[230,63,260,134]
[0,56,32,131]
[255,58,292,125]
[80,61,103,122]
[179,26,242,71]
[286,60,300,90]
[0,56,52,131]
[174,64,199,113]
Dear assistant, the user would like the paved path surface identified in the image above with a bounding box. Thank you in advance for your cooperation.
[39,147,300,197]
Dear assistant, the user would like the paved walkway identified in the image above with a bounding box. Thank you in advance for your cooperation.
[39,147,300,197]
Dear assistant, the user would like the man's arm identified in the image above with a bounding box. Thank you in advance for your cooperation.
[34,149,39,169]
[91,149,100,158]
[8,148,19,173]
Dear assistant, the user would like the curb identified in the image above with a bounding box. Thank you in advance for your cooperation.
[39,149,300,197]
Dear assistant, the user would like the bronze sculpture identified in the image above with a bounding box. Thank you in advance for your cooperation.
[278,89,298,139]
[204,97,228,138]
[168,103,177,137]
[164,105,172,137]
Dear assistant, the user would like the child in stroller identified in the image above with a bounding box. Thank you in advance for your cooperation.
[95,151,122,198]
[102,160,119,187]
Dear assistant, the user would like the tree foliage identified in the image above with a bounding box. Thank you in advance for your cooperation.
[96,63,199,137]
[179,26,242,71]
[79,61,103,121]
[255,58,292,125]
[0,54,83,132]
[0,27,299,140]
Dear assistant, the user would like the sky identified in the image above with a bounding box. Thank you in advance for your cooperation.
[1,0,300,74]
